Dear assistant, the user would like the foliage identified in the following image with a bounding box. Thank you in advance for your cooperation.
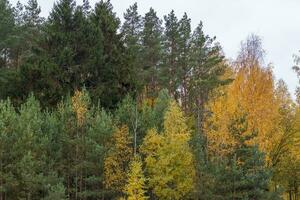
[141,101,195,200]
[124,157,148,200]
[0,1,298,199]
[104,125,133,198]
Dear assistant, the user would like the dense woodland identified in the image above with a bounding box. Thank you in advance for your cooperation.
[0,0,299,199]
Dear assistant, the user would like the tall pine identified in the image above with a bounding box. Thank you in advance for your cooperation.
[141,8,163,101]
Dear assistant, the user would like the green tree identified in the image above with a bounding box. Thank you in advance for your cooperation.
[121,2,143,93]
[161,10,180,98]
[141,7,163,100]
[0,0,15,68]
[0,96,64,199]
[189,22,228,131]
[177,12,191,112]
[215,112,279,200]
[89,0,136,109]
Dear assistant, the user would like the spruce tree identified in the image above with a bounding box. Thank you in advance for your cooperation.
[89,0,135,109]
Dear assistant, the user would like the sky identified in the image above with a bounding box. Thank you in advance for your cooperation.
[10,0,300,97]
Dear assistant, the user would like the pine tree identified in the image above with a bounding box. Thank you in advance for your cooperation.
[23,0,44,26]
[177,12,191,112]
[121,3,143,93]
[161,10,180,98]
[215,112,277,200]
[124,157,148,200]
[0,0,15,68]
[141,8,163,100]
[189,22,228,133]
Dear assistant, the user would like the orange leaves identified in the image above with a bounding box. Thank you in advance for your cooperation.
[205,65,282,164]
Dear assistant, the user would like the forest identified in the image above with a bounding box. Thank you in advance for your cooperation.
[0,0,299,199]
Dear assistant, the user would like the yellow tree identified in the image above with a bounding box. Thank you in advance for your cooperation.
[141,101,195,200]
[104,125,133,195]
[273,105,300,199]
[205,64,282,164]
[71,89,90,197]
[124,157,148,200]
[72,90,89,126]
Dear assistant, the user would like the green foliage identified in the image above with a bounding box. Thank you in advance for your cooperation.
[141,7,163,99]
[214,113,280,200]
[0,0,15,67]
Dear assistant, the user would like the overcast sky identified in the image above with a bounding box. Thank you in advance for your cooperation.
[10,0,300,97]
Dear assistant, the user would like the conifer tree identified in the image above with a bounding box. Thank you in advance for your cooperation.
[141,8,163,100]
[121,3,143,92]
[161,10,180,98]
[0,0,15,68]
[89,0,135,109]
[215,112,278,200]
[178,12,191,112]
[23,0,44,26]
[189,22,228,133]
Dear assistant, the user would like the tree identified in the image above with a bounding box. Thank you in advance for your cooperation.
[89,0,136,109]
[141,7,163,100]
[205,36,281,165]
[215,112,278,200]
[0,96,64,199]
[161,10,180,98]
[236,34,265,68]
[21,0,44,60]
[23,0,44,26]
[141,101,195,200]
[177,12,191,112]
[104,125,133,198]
[189,22,228,134]
[272,80,295,166]
[0,0,15,68]
[124,157,148,200]
[121,3,143,93]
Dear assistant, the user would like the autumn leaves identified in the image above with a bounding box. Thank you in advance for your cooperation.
[103,101,195,200]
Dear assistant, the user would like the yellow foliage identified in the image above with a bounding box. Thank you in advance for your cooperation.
[164,100,189,136]
[291,108,300,161]
[104,126,133,193]
[72,90,89,126]
[141,101,195,200]
[124,157,148,200]
[205,65,282,164]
